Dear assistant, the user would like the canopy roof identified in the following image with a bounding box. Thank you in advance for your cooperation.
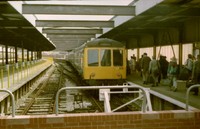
[5,0,200,51]
[0,2,55,51]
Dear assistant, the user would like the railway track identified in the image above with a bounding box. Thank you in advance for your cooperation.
[15,61,140,115]
[15,61,104,115]
[16,64,63,115]
[57,90,104,113]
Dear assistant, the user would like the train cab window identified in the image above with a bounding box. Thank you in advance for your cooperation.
[88,49,99,66]
[100,49,111,66]
[113,49,123,66]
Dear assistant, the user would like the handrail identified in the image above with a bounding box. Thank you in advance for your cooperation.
[55,85,150,116]
[0,89,15,117]
[186,84,200,111]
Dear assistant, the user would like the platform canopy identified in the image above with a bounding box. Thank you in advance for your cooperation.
[6,0,200,51]
[0,2,55,51]
[19,0,135,51]
[99,0,200,48]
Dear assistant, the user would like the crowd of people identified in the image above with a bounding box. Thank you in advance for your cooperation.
[128,53,200,95]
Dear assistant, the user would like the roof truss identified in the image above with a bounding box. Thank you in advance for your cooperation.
[22,4,135,15]
[36,20,114,27]
[42,28,102,34]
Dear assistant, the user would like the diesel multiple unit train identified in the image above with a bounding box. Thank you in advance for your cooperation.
[67,38,127,85]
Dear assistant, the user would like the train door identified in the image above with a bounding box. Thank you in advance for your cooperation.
[112,49,126,79]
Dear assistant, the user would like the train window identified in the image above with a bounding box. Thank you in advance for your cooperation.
[100,49,111,66]
[88,49,99,66]
[113,49,123,66]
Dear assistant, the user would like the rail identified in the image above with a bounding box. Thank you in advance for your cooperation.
[55,85,152,115]
[0,89,15,117]
[186,84,200,111]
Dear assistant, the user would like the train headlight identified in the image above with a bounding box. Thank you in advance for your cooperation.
[116,73,122,78]
[90,72,95,78]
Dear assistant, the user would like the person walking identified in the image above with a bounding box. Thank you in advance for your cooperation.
[138,55,143,77]
[167,57,178,91]
[149,55,160,87]
[184,54,193,78]
[129,56,136,74]
[141,53,151,84]
[159,55,169,79]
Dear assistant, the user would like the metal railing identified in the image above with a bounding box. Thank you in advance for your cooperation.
[55,84,152,116]
[0,89,15,117]
[186,84,200,111]
[0,59,53,89]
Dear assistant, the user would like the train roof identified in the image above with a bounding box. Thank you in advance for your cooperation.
[85,38,125,48]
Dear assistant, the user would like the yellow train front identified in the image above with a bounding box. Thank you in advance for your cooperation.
[83,38,127,85]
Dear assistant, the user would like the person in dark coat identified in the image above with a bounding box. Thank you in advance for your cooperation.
[138,55,143,77]
[161,56,169,79]
[141,53,151,84]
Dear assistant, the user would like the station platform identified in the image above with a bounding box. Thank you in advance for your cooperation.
[0,59,53,116]
[0,64,199,129]
[127,72,200,110]
[0,59,52,90]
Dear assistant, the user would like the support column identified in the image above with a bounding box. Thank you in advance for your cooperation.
[37,51,42,59]
[31,51,33,61]
[40,51,42,59]
[22,47,24,62]
[179,28,184,65]
[153,46,156,57]
[2,46,4,65]
[9,48,12,64]
[34,51,37,60]
[12,48,15,64]
[137,48,139,61]
[37,51,39,60]
[179,43,182,66]
[5,45,8,65]
[27,50,29,61]
[15,46,18,63]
